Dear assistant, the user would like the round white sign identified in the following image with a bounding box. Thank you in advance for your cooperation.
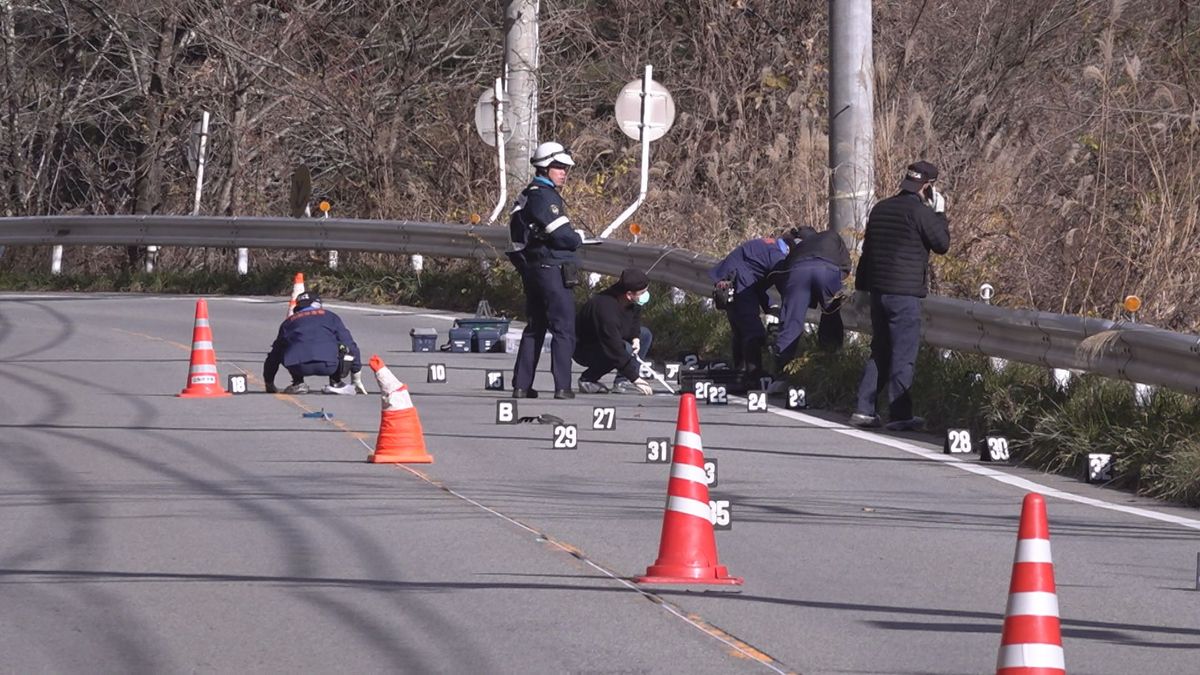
[474,87,511,147]
[615,77,676,142]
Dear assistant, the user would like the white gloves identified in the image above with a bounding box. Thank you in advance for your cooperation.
[631,337,641,354]
[632,378,655,396]
[930,188,946,213]
[352,371,368,395]
[763,313,780,326]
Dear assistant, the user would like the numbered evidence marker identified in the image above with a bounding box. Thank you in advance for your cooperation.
[638,361,655,379]
[227,373,247,395]
[645,437,672,463]
[982,435,1011,463]
[552,423,578,449]
[693,379,712,400]
[1087,453,1114,483]
[786,387,808,410]
[592,406,616,431]
[944,428,974,454]
[484,370,505,391]
[709,497,733,530]
[664,362,682,382]
[496,399,518,425]
[427,363,447,383]
[703,457,719,487]
[746,390,768,412]
[705,383,729,405]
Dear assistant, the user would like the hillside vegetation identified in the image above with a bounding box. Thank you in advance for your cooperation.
[1,1,1198,328]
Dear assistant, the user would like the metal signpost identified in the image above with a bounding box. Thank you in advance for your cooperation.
[589,65,675,287]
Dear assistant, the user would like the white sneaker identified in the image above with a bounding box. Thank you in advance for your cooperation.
[322,381,356,395]
[578,379,610,394]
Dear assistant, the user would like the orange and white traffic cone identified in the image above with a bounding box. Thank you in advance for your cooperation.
[635,393,741,585]
[286,272,305,316]
[178,298,231,398]
[367,355,433,464]
[997,493,1065,675]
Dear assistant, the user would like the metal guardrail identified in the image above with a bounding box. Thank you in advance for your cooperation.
[3,215,1198,395]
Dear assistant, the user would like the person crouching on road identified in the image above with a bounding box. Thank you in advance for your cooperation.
[263,291,366,395]
[506,141,585,400]
[850,160,950,431]
[709,235,790,378]
[774,225,852,367]
[574,268,655,396]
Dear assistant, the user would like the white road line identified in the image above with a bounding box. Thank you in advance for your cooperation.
[224,296,458,321]
[753,399,1200,531]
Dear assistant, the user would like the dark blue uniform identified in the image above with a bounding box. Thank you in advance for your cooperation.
[508,175,583,393]
[709,237,789,372]
[775,229,851,362]
[263,307,362,386]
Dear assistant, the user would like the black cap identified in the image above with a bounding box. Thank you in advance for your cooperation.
[617,268,650,293]
[789,225,818,242]
[899,161,939,193]
[294,291,321,310]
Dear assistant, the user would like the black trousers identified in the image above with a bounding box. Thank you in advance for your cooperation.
[513,263,577,391]
[855,292,922,420]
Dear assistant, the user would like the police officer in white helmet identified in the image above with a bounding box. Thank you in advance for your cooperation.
[506,141,585,399]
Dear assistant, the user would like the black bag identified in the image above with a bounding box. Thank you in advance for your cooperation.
[561,261,580,288]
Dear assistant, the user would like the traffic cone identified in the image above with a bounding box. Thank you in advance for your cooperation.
[367,355,433,464]
[286,272,305,316]
[996,493,1065,675]
[635,393,742,585]
[178,298,231,398]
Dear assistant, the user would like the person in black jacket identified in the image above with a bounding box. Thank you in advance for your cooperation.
[851,160,951,431]
[263,291,365,395]
[507,141,585,400]
[774,226,852,365]
[574,268,655,396]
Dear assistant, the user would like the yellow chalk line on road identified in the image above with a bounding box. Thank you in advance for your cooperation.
[116,325,794,672]
[368,453,795,674]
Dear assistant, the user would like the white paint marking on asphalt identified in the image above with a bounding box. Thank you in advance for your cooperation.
[225,297,458,321]
[342,433,789,674]
[753,398,1200,532]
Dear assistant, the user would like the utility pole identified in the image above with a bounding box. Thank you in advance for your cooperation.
[504,0,538,191]
[828,0,875,249]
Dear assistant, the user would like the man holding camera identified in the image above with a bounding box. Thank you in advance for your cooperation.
[850,160,951,431]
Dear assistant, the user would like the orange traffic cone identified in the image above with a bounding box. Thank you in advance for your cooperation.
[635,393,741,585]
[997,493,1064,675]
[178,298,231,398]
[367,355,433,464]
[286,272,306,316]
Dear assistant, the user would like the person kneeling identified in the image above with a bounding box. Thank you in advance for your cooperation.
[263,291,367,395]
[573,268,655,396]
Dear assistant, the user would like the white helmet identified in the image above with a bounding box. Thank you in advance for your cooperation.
[530,141,575,169]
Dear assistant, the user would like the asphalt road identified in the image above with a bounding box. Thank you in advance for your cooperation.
[1,292,1198,674]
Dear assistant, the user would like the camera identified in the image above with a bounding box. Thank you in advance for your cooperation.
[712,284,735,310]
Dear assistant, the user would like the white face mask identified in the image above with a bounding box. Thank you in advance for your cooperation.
[636,290,650,306]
